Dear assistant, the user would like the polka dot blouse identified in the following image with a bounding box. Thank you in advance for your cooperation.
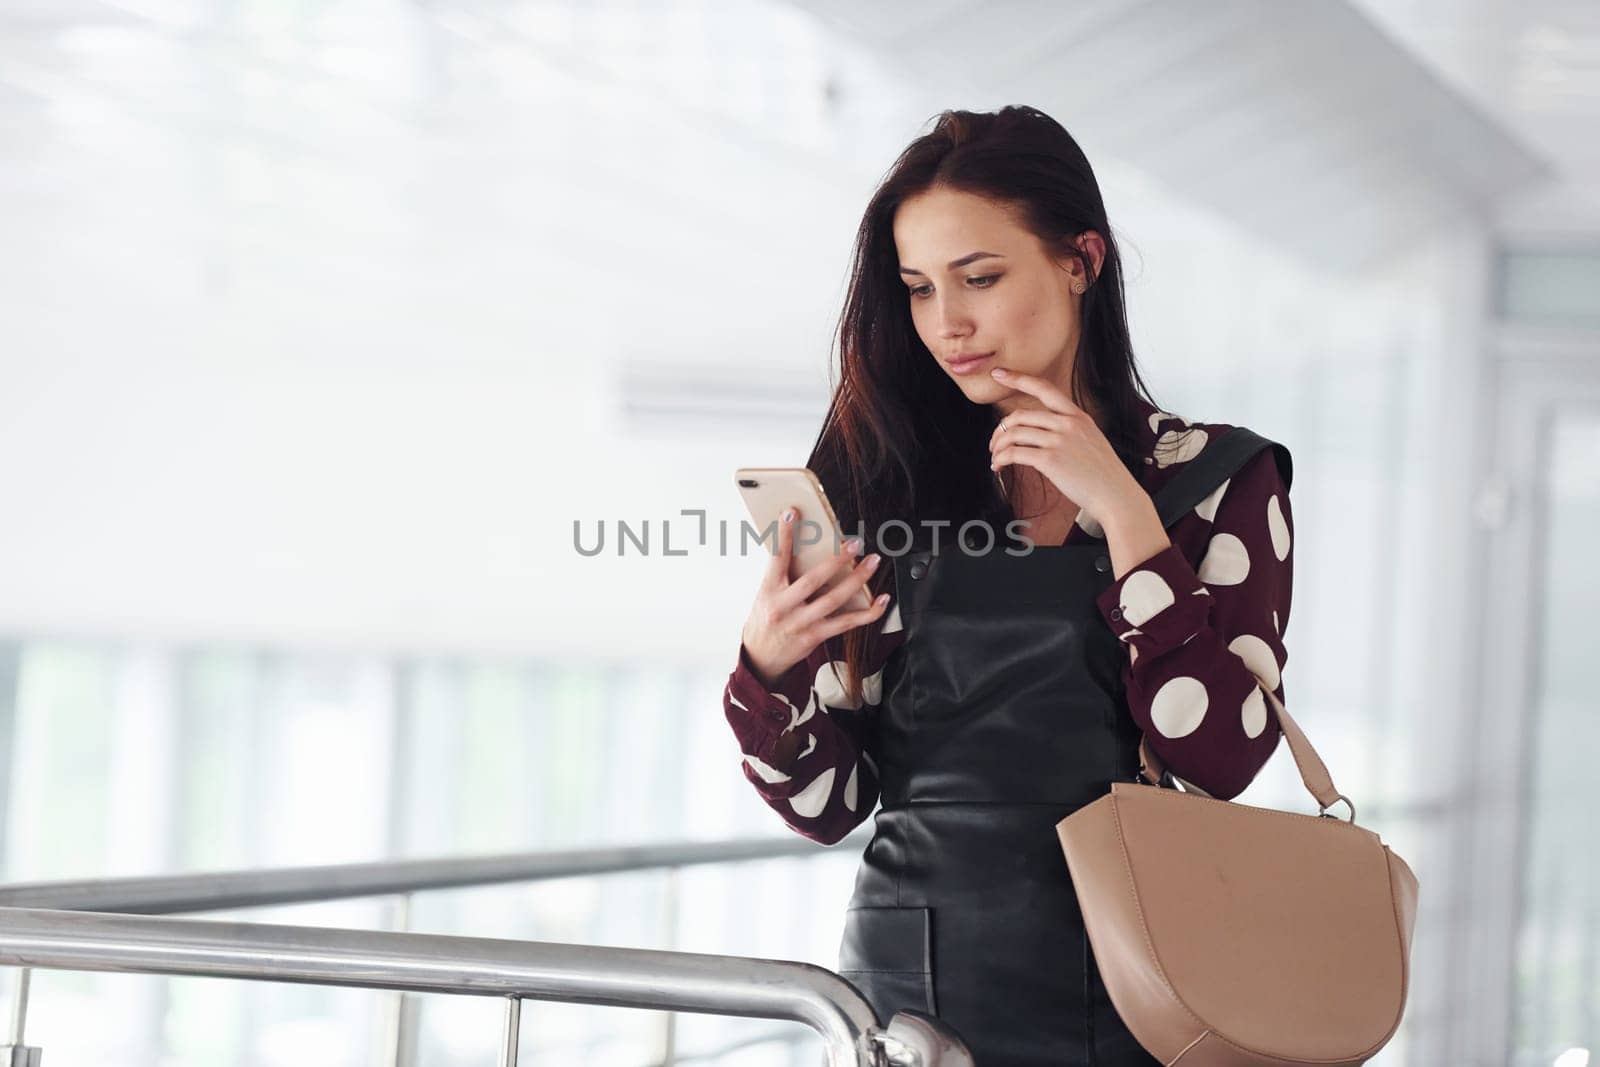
[723,394,1294,845]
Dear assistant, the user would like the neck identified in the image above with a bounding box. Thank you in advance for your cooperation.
[1005,468,1065,516]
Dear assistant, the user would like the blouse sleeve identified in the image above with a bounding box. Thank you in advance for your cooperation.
[1093,447,1294,800]
[723,607,904,845]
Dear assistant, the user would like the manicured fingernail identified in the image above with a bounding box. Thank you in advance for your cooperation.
[844,538,862,554]
[783,508,795,522]
[866,553,881,568]
[990,368,1008,377]
[876,593,890,605]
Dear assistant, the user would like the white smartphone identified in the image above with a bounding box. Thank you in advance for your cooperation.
[734,467,873,614]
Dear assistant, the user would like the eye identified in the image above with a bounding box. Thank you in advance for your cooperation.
[907,274,1001,299]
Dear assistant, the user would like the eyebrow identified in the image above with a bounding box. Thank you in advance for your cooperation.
[897,251,1005,277]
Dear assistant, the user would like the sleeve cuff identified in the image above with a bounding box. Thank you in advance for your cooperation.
[1095,542,1213,650]
[728,643,814,735]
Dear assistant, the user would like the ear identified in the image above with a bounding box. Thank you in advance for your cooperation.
[1073,230,1107,284]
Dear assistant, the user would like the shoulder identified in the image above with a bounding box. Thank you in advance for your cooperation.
[1150,416,1294,570]
[1128,398,1290,498]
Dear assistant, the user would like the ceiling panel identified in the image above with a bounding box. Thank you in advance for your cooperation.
[789,0,1554,272]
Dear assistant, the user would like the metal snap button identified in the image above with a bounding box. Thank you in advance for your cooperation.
[909,560,928,580]
[1110,608,1123,621]
[1095,555,1110,573]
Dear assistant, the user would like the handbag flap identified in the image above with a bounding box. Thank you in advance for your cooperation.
[1108,782,1413,1060]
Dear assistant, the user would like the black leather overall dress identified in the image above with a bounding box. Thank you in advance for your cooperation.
[835,429,1283,1067]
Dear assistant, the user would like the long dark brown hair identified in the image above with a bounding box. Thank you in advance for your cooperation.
[809,104,1180,707]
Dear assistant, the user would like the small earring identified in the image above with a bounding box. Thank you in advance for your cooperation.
[1072,281,1086,294]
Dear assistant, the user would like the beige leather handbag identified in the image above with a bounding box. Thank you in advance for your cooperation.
[1056,686,1419,1066]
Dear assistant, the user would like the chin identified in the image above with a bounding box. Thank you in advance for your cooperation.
[952,377,1006,402]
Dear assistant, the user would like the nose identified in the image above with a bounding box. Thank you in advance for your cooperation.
[934,294,973,339]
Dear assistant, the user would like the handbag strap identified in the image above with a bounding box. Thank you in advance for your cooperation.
[1130,425,1348,819]
[1138,687,1351,818]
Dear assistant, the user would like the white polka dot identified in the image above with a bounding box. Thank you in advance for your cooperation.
[883,602,904,635]
[1076,508,1103,538]
[1147,410,1192,434]
[1150,676,1208,738]
[744,754,792,784]
[1119,627,1144,644]
[1153,427,1209,468]
[813,665,850,710]
[1267,494,1291,561]
[1228,633,1281,690]
[1129,644,1140,664]
[1196,479,1229,522]
[798,733,817,759]
[789,767,836,818]
[1273,610,1280,634]
[1198,533,1250,585]
[844,762,859,812]
[813,660,885,711]
[1120,569,1175,626]
[1241,688,1269,739]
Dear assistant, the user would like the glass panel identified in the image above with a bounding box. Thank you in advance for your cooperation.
[1511,407,1600,1065]
[1498,249,1600,328]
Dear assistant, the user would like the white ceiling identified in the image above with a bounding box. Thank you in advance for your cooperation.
[2,0,1591,269]
[788,0,1569,270]
[1347,0,1600,244]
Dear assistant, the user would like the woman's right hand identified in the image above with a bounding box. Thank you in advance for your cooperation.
[740,506,892,689]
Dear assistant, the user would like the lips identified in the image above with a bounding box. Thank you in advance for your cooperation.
[947,352,995,375]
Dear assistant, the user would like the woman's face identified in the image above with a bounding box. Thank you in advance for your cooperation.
[893,187,1102,417]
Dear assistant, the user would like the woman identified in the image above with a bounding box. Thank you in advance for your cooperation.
[722,105,1294,1066]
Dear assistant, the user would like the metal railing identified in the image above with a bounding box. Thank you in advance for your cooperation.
[0,833,869,915]
[0,905,885,1066]
[0,833,972,1066]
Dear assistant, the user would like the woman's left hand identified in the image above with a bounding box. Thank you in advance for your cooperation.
[987,368,1141,520]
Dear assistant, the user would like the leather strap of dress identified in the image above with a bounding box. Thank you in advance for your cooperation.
[1146,425,1293,532]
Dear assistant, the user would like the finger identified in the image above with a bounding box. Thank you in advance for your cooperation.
[990,426,1058,456]
[990,369,1080,416]
[782,550,865,622]
[795,552,882,628]
[990,409,1062,450]
[814,590,893,643]
[991,444,1047,473]
[775,536,862,612]
[995,408,1064,435]
[979,406,1068,454]
[764,505,800,588]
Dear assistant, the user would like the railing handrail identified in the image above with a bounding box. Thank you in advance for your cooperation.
[0,905,884,1066]
[0,832,870,915]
